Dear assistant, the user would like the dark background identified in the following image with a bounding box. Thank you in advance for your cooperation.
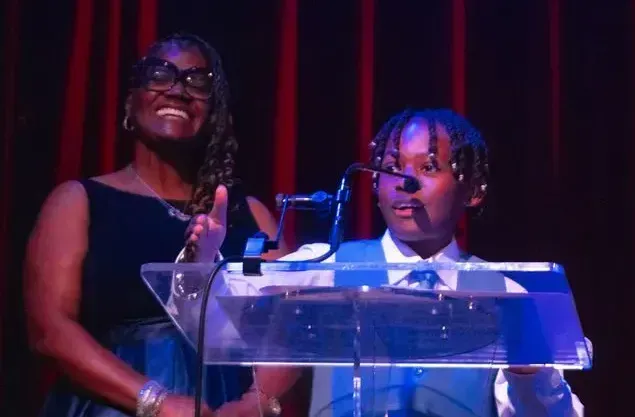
[2,0,633,415]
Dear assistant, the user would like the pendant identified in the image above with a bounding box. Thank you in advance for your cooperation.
[168,207,192,222]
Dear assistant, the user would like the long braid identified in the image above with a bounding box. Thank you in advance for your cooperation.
[135,33,238,262]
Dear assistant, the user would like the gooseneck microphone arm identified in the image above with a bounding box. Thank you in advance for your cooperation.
[303,163,360,262]
[356,165,421,194]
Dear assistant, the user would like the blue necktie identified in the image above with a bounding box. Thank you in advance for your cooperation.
[405,270,440,290]
[399,270,441,410]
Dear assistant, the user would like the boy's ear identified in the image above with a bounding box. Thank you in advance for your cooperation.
[466,183,486,208]
[466,195,484,208]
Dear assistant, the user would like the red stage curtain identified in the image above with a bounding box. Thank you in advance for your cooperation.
[0,0,20,406]
[3,1,635,415]
[273,0,299,249]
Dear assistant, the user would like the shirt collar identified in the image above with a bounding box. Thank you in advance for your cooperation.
[380,229,461,263]
[380,230,462,290]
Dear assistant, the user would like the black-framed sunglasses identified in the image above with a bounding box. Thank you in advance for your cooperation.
[135,57,214,100]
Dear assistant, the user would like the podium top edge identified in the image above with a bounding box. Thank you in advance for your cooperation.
[141,261,564,274]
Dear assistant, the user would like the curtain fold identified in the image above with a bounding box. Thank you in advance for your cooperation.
[353,0,375,239]
[273,0,299,249]
[451,0,468,249]
[0,0,20,408]
[99,0,122,174]
[55,0,94,184]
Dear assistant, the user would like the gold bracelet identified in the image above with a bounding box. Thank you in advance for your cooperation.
[137,380,168,417]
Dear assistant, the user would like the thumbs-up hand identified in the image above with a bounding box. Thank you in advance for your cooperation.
[185,185,228,263]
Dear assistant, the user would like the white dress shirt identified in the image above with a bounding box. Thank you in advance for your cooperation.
[278,230,586,417]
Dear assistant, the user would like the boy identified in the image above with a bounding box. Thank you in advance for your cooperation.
[280,109,585,416]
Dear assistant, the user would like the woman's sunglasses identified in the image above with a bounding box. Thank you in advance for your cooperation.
[135,57,214,100]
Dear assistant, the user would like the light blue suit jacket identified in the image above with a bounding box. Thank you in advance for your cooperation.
[309,240,506,417]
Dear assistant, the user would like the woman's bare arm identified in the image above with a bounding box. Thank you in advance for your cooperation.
[24,181,148,411]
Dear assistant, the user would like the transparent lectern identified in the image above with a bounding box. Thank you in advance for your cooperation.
[141,261,591,416]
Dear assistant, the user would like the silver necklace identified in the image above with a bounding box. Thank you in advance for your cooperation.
[128,165,192,222]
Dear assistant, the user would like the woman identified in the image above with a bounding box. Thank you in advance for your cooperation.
[24,33,295,417]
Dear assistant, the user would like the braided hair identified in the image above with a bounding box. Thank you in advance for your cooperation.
[369,108,489,201]
[130,33,238,261]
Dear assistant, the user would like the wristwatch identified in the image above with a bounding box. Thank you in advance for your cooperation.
[246,387,282,416]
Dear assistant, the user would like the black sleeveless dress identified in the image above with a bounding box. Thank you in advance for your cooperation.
[38,179,259,417]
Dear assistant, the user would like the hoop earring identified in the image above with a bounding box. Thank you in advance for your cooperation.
[123,115,135,132]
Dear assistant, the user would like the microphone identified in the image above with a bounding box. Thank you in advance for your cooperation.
[356,166,421,193]
[275,191,332,210]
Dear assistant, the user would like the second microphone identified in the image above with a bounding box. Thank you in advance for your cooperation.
[275,191,333,211]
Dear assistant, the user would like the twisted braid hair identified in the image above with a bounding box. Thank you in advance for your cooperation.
[131,33,238,261]
[369,108,489,201]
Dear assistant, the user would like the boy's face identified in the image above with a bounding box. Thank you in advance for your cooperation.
[377,118,470,242]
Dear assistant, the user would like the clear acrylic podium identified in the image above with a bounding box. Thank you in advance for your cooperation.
[141,261,591,415]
